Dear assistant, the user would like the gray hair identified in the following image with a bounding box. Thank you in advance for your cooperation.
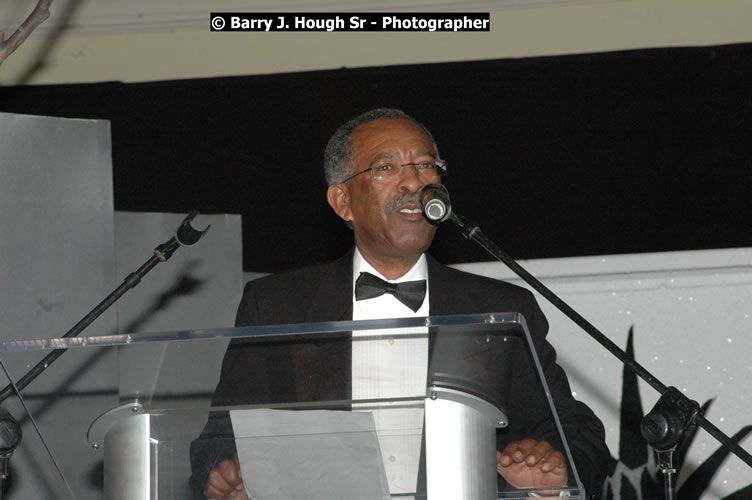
[323,108,439,185]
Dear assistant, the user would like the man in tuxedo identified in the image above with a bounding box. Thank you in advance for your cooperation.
[192,108,609,499]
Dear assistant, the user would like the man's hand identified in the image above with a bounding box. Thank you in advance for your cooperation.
[496,439,568,490]
[204,455,249,500]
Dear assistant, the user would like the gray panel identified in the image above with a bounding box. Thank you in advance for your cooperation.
[112,211,243,499]
[113,211,242,335]
[113,211,242,404]
[0,112,117,499]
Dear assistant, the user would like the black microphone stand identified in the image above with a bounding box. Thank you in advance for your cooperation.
[446,211,752,500]
[0,408,21,500]
[0,212,210,497]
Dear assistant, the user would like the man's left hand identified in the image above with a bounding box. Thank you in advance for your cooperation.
[496,439,568,490]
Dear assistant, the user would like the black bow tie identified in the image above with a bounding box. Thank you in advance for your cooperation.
[354,272,427,313]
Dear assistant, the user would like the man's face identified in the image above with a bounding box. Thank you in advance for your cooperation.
[332,118,440,263]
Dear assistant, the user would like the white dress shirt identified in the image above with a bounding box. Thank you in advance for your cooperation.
[351,248,429,496]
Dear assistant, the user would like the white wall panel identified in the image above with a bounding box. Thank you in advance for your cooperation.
[454,248,752,498]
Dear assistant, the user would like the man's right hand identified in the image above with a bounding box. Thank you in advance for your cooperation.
[204,455,248,500]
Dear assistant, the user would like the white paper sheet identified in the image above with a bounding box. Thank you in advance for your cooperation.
[230,408,391,500]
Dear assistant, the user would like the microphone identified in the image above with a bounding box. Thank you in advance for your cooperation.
[419,183,452,223]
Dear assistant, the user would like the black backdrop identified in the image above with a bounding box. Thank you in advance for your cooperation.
[2,43,750,272]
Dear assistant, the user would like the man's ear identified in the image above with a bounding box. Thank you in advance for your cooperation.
[327,183,353,222]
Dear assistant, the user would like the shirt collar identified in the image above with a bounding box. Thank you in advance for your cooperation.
[352,247,428,290]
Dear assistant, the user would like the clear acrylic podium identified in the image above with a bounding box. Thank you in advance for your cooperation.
[0,313,586,499]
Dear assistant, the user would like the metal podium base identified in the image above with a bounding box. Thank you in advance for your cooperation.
[425,385,507,500]
[88,401,152,500]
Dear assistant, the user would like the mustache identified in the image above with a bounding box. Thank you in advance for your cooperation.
[385,192,421,214]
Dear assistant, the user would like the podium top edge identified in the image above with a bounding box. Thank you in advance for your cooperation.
[1,312,529,352]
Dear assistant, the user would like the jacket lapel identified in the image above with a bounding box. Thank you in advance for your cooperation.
[304,249,354,323]
[426,253,494,368]
[426,253,453,315]
[292,249,354,403]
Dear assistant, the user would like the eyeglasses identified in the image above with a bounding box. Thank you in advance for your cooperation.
[340,160,447,184]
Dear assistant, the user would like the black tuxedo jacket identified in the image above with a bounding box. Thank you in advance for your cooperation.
[190,250,609,497]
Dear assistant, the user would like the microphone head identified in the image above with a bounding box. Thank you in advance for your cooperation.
[419,183,452,223]
[425,199,448,222]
